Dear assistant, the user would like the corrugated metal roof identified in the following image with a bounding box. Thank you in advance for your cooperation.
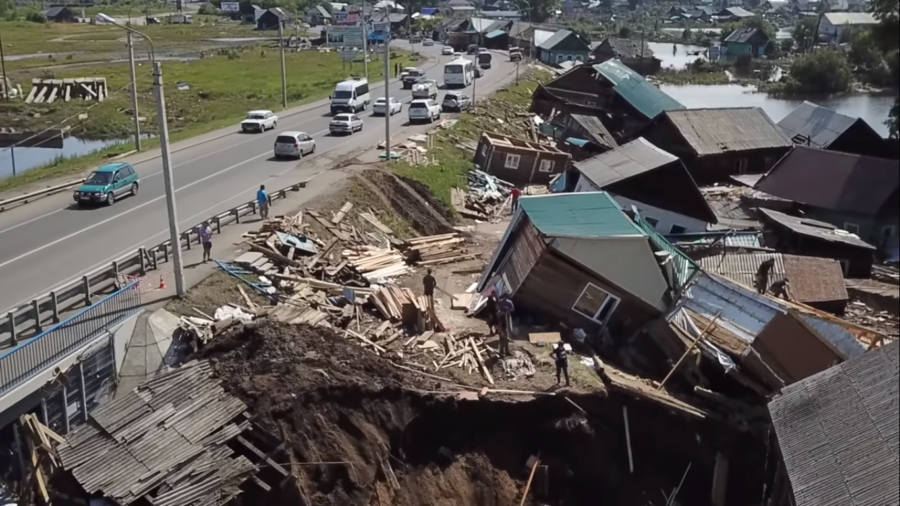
[532,28,556,47]
[565,114,618,149]
[755,146,898,217]
[758,207,877,250]
[768,341,900,506]
[724,26,761,43]
[798,313,867,359]
[56,361,262,505]
[593,59,686,120]
[697,252,849,304]
[574,137,679,186]
[600,37,655,59]
[538,29,578,50]
[661,107,792,156]
[519,192,646,238]
[777,101,861,149]
[822,11,878,25]
[669,231,761,248]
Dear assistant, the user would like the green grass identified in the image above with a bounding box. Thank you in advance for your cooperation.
[653,69,735,85]
[389,69,553,216]
[0,48,417,192]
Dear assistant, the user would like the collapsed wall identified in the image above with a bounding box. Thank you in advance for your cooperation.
[199,322,769,506]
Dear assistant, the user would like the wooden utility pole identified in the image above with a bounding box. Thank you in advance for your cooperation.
[658,313,721,390]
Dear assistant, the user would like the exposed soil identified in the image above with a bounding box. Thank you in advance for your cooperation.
[354,169,454,237]
[198,321,770,506]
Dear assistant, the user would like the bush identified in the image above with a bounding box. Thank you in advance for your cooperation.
[25,10,46,23]
[784,50,853,94]
[197,3,218,15]
[735,53,753,68]
[618,26,632,38]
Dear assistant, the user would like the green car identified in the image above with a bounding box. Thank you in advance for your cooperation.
[73,162,140,207]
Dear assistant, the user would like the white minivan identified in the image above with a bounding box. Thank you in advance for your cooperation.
[330,78,370,115]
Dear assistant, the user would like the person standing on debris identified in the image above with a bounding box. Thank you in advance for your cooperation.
[497,294,515,356]
[553,343,570,387]
[423,268,437,313]
[198,221,213,263]
[770,277,793,301]
[257,185,271,221]
[755,258,775,294]
[511,187,522,213]
[484,291,499,335]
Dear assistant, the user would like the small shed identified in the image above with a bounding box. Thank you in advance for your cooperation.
[474,132,572,186]
[591,37,661,75]
[41,6,76,22]
[723,27,769,57]
[257,7,294,30]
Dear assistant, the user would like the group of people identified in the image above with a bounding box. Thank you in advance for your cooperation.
[192,184,273,265]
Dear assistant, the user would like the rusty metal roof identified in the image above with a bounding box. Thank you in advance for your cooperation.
[768,341,900,506]
[661,107,792,156]
[56,361,260,506]
[697,252,849,304]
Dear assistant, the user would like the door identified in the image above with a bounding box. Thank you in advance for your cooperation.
[301,134,314,153]
[113,169,129,196]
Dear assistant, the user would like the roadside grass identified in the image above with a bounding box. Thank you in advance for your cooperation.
[0,49,416,193]
[390,69,553,216]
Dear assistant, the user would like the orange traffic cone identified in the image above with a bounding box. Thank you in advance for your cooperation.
[158,274,167,290]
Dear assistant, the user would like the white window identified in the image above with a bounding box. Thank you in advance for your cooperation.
[539,159,555,172]
[734,158,749,174]
[504,153,521,169]
[572,283,621,325]
[481,142,488,157]
[844,222,860,235]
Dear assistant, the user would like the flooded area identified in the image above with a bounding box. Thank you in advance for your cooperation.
[660,84,894,135]
[1,137,135,179]
[649,42,709,70]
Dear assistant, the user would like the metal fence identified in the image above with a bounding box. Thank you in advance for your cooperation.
[0,281,142,397]
[632,211,700,292]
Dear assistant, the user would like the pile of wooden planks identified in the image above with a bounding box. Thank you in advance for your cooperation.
[343,246,410,280]
[369,285,444,332]
[450,170,516,222]
[403,233,479,266]
[18,413,65,504]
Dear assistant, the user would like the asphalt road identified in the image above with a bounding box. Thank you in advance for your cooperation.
[0,44,520,315]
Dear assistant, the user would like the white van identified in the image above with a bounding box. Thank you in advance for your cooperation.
[443,58,474,88]
[330,78,370,115]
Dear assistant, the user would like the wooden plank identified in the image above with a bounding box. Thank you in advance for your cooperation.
[418,253,480,266]
[360,211,395,235]
[307,237,338,269]
[332,202,353,224]
[470,337,495,385]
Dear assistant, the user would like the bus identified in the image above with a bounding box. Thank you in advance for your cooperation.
[330,78,370,115]
[443,59,475,88]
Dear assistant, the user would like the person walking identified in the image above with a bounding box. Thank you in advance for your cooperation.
[511,187,521,213]
[257,185,271,221]
[423,268,437,314]
[755,258,775,294]
[553,343,570,387]
[198,221,213,263]
[484,291,499,335]
[497,294,514,357]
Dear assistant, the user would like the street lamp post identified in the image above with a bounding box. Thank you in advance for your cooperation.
[516,0,531,85]
[0,27,9,102]
[97,14,185,298]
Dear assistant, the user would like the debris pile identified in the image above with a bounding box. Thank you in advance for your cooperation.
[452,170,515,221]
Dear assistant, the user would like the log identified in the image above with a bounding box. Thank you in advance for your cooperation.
[469,337,494,385]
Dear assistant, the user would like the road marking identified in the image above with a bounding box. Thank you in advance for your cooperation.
[0,208,64,236]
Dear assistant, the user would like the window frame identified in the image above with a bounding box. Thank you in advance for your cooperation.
[645,216,660,227]
[571,282,621,325]
[844,222,860,235]
[504,153,521,169]
[734,158,749,174]
[669,224,687,234]
[881,225,896,239]
[539,159,555,173]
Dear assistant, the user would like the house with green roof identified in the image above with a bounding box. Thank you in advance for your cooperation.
[476,192,671,335]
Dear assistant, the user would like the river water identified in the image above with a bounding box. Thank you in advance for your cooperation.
[0,137,134,180]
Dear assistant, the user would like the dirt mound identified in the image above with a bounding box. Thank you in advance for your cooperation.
[355,169,454,236]
[199,322,769,506]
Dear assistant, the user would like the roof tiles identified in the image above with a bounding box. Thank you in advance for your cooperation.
[661,107,792,156]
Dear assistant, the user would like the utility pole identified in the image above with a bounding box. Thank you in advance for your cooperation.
[0,28,9,102]
[127,32,142,150]
[471,9,480,114]
[278,20,288,109]
[153,61,186,298]
[382,23,391,161]
[362,1,369,78]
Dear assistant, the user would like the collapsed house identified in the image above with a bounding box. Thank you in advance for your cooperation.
[474,131,572,186]
[777,101,890,158]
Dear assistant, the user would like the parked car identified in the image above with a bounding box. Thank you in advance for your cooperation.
[423,38,434,46]
[145,16,161,24]
[412,79,438,100]
[442,46,453,55]
[441,91,472,112]
[273,131,316,159]
[73,162,139,207]
[329,113,364,135]
[373,97,403,116]
[408,99,441,123]
[467,43,478,54]
[241,110,278,133]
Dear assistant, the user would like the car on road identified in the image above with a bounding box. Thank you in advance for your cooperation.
[441,91,472,112]
[329,113,364,135]
[273,131,316,159]
[241,110,278,133]
[402,68,426,89]
[373,97,403,116]
[452,52,463,58]
[412,79,438,100]
[145,16,161,24]
[408,99,442,123]
[467,43,479,54]
[423,38,434,46]
[442,46,453,55]
[73,162,139,207]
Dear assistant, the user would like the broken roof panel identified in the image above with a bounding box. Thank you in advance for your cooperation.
[777,101,864,149]
[600,37,655,59]
[593,59,686,120]
[661,108,793,156]
[567,113,618,150]
[574,137,679,187]
[768,341,899,506]
[519,192,645,238]
[758,207,877,250]
[724,26,761,43]
[755,146,899,216]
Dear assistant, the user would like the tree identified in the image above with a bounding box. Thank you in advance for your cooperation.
[888,98,899,139]
[792,17,817,52]
[25,10,46,23]
[780,38,794,53]
[870,0,899,52]
[682,28,691,40]
[198,3,218,14]
[848,31,883,70]
[787,50,853,93]
[0,0,12,18]
[618,26,632,38]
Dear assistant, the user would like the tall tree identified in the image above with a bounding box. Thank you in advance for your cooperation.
[792,17,817,52]
[870,0,899,137]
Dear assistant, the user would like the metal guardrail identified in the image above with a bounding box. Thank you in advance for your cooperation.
[0,178,87,211]
[0,177,313,350]
[0,281,142,397]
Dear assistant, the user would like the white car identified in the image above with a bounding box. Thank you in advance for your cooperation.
[442,46,453,55]
[423,38,434,46]
[373,97,402,116]
[273,131,316,159]
[329,113,364,135]
[241,110,277,133]
[408,99,441,123]
[412,79,438,100]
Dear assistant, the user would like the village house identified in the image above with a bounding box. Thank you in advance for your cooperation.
[540,111,618,160]
[535,29,592,66]
[41,6,76,22]
[476,192,671,337]
[818,12,879,43]
[590,37,661,75]
[474,132,572,186]
[640,107,792,185]
[715,6,756,21]
[696,252,850,314]
[755,146,899,256]
[723,27,770,57]
[767,341,899,506]
[569,138,717,235]
[441,0,477,17]
[257,7,295,30]
[757,207,878,278]
[370,12,410,33]
[777,101,889,157]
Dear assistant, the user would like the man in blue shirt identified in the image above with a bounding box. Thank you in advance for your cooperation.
[257,185,271,220]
